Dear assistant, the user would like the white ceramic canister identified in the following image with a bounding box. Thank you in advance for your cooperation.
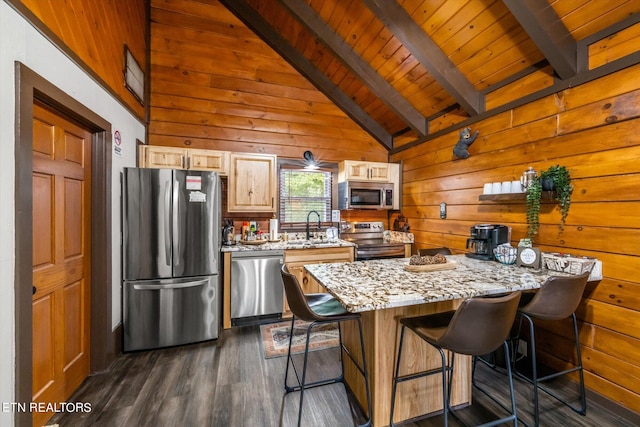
[483,183,493,194]
[492,182,502,194]
[511,180,523,193]
[501,181,512,193]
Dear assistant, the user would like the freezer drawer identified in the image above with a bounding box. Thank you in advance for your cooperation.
[123,275,220,352]
[231,250,284,319]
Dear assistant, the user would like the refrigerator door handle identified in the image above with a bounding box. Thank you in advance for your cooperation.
[164,180,172,266]
[172,178,180,266]
[132,279,210,291]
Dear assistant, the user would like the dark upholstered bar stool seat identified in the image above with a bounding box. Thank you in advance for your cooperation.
[390,291,522,427]
[418,247,452,256]
[280,265,371,427]
[512,272,590,427]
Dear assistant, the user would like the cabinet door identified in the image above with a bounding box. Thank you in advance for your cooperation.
[343,161,371,180]
[228,153,277,212]
[341,160,390,182]
[140,146,186,169]
[282,263,320,317]
[188,149,229,174]
[368,163,390,181]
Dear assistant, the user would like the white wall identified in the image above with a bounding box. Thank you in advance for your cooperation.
[0,2,144,424]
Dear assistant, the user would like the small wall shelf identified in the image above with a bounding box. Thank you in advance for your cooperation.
[478,192,556,202]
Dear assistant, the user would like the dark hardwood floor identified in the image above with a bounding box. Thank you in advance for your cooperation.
[50,324,638,427]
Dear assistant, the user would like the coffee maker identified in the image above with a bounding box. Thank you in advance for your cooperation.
[222,218,235,246]
[465,224,509,260]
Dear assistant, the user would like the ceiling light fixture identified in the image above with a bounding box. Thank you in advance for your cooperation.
[303,150,319,169]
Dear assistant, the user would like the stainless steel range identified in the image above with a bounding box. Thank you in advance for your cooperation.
[340,221,406,260]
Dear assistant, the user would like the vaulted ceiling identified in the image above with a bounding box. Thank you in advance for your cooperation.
[219,0,640,151]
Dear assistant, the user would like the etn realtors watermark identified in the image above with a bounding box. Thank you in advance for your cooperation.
[2,401,91,413]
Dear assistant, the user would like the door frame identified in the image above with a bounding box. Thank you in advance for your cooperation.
[14,62,115,426]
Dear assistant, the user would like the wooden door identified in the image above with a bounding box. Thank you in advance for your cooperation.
[31,103,92,426]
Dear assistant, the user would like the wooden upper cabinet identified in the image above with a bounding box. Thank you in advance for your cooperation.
[228,153,277,212]
[389,163,401,210]
[188,149,229,173]
[139,146,187,169]
[139,146,229,174]
[339,160,390,182]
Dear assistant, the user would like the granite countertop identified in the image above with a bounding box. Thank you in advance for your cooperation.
[221,238,356,252]
[304,254,573,313]
[221,229,412,252]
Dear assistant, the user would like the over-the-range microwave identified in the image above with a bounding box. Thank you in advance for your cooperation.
[338,181,394,210]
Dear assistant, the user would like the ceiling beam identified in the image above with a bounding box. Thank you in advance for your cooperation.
[362,0,484,116]
[218,0,393,149]
[277,0,428,137]
[503,0,579,79]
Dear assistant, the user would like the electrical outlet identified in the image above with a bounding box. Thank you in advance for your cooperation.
[331,210,340,222]
[439,202,447,219]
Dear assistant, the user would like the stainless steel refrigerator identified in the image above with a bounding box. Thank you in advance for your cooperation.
[122,167,221,351]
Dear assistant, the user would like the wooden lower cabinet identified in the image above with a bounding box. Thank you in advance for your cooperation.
[283,247,354,317]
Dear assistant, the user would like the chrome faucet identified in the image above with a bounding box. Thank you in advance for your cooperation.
[306,210,321,240]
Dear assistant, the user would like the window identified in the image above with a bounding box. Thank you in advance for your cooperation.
[279,167,332,226]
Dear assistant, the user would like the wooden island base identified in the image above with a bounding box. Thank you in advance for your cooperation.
[342,300,471,426]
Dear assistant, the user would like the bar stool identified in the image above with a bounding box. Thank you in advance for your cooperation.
[512,272,590,426]
[390,291,522,427]
[280,265,372,427]
[418,247,452,256]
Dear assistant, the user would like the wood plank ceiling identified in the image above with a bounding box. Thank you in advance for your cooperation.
[219,0,640,151]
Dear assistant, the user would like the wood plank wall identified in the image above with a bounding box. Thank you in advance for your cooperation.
[17,0,147,119]
[148,0,387,165]
[148,0,388,227]
[391,62,640,412]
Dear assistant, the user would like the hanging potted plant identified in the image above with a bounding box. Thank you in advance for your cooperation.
[525,165,573,239]
[540,165,573,232]
[526,176,542,239]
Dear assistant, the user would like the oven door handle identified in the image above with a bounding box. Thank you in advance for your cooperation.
[356,245,406,260]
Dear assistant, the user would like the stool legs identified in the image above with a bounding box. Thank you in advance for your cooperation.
[391,324,518,427]
[284,317,371,427]
[471,342,519,427]
[514,312,587,426]
[388,326,455,427]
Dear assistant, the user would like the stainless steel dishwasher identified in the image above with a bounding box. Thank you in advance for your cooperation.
[231,249,284,325]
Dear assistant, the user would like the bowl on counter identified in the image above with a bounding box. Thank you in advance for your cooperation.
[495,251,517,265]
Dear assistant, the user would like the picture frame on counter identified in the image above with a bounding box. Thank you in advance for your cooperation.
[516,247,541,268]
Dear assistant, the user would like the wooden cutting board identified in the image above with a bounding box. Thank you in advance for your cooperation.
[403,260,457,272]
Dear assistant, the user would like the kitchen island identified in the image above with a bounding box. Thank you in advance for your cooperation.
[304,255,574,426]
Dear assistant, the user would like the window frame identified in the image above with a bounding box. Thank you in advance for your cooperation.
[277,158,338,231]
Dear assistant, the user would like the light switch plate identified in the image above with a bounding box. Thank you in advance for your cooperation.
[439,202,446,219]
[331,210,340,222]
